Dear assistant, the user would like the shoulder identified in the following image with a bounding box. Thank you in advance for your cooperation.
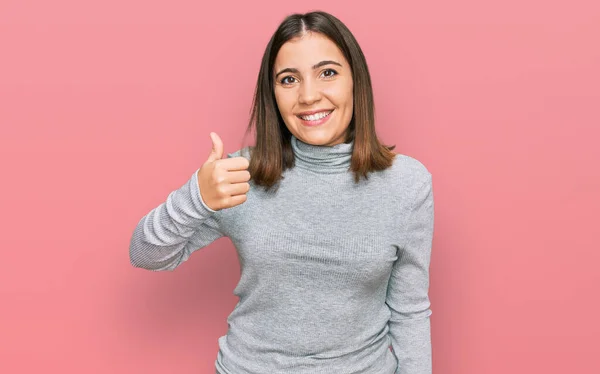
[226,146,254,161]
[368,152,432,206]
[390,152,432,187]
[385,153,433,218]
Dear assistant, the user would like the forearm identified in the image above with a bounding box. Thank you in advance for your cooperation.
[129,168,223,271]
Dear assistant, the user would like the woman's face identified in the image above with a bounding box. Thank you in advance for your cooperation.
[273,32,354,147]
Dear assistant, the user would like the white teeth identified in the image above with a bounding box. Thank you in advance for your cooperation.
[299,110,332,121]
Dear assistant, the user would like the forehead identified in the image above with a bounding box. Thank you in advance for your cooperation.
[274,32,346,68]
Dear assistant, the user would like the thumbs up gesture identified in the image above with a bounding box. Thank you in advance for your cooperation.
[197,132,251,211]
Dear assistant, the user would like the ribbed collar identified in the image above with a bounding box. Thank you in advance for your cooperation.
[290,134,353,174]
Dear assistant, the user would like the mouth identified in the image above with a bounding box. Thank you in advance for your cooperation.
[296,110,334,126]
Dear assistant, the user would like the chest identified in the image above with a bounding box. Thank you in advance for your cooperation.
[219,173,400,287]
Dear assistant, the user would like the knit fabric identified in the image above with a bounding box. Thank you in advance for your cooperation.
[129,134,434,374]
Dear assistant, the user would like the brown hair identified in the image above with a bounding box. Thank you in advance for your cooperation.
[241,10,397,191]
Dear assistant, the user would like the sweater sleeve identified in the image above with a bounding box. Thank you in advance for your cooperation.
[386,173,434,374]
[129,167,225,271]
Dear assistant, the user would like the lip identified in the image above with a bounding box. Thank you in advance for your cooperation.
[297,109,334,127]
[295,109,334,116]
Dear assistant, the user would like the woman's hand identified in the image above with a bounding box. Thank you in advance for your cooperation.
[197,132,251,211]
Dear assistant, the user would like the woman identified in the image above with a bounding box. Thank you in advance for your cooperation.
[130,10,434,374]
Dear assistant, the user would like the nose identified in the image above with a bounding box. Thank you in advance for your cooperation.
[298,79,322,105]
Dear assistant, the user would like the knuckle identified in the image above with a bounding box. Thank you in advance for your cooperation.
[215,185,226,196]
[211,170,225,184]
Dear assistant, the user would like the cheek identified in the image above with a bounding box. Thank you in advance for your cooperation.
[274,90,294,116]
[325,83,353,109]
[274,90,282,109]
[346,83,354,108]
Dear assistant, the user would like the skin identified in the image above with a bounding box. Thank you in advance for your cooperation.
[273,32,354,147]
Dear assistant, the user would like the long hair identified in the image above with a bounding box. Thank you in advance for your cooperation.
[242,11,397,191]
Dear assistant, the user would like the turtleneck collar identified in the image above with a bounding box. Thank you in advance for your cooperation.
[290,134,353,174]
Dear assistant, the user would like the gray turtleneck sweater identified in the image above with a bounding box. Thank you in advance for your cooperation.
[129,134,434,374]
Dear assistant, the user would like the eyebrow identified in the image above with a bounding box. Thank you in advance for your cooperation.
[274,60,343,78]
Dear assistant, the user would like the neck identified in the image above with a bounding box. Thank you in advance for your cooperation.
[290,134,353,174]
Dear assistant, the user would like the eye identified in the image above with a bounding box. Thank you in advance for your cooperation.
[280,76,297,85]
[321,69,338,78]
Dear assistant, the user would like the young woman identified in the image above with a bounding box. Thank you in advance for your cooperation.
[130,10,434,374]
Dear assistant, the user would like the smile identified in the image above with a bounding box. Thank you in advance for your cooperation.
[296,110,334,127]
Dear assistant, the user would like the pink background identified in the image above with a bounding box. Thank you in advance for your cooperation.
[1,1,599,373]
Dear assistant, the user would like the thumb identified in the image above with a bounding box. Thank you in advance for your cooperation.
[206,132,224,162]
